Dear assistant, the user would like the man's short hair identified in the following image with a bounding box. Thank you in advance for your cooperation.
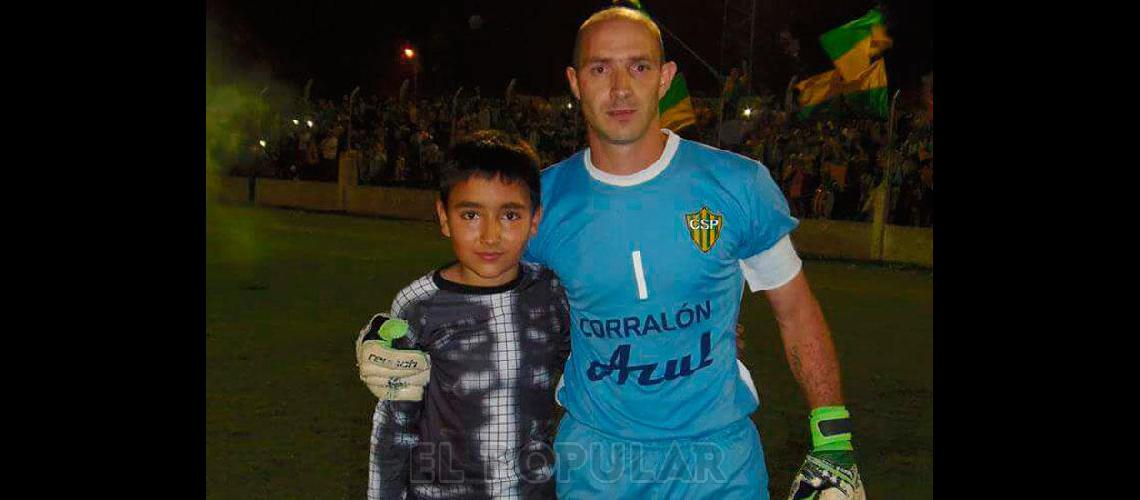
[439,130,542,212]
[572,6,664,69]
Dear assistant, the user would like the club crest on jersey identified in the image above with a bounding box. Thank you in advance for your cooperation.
[684,206,723,253]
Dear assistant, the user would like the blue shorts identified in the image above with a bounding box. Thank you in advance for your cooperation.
[553,413,769,499]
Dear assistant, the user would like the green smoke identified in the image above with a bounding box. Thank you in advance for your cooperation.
[206,19,299,271]
[206,20,276,199]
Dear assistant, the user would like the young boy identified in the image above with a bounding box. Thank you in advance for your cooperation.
[355,130,570,500]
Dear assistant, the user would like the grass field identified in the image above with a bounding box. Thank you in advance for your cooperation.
[206,203,933,499]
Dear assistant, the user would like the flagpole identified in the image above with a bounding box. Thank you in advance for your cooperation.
[882,88,901,229]
[347,86,360,151]
[658,23,724,83]
[785,76,798,115]
[632,5,723,145]
[450,87,463,148]
[715,86,725,147]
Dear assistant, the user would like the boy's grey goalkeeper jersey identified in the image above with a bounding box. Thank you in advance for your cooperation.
[367,262,571,500]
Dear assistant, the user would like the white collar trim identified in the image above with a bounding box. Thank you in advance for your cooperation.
[583,129,680,187]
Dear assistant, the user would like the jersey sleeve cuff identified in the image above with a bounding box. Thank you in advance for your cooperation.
[739,235,802,292]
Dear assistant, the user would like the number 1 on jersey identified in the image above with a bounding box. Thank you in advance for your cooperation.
[631,251,649,300]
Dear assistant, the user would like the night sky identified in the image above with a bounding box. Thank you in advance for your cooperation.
[206,0,931,102]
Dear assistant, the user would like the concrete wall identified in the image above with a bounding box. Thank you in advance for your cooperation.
[215,176,251,204]
[883,224,934,268]
[791,219,877,261]
[345,185,437,221]
[792,218,933,268]
[255,178,342,212]
[223,154,932,267]
[236,176,437,220]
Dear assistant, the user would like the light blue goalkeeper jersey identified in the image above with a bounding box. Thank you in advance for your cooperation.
[523,130,799,441]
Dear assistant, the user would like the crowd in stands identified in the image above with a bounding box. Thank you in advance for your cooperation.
[724,105,933,227]
[231,89,932,227]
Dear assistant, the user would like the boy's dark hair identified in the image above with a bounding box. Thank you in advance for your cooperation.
[439,130,542,212]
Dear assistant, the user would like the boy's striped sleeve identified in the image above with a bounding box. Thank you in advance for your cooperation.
[367,400,422,500]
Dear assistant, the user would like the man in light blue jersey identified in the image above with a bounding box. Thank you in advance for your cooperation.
[523,7,865,500]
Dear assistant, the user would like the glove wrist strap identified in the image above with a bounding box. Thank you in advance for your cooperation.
[810,405,854,452]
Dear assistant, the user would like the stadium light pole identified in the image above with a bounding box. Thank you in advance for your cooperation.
[403,47,417,96]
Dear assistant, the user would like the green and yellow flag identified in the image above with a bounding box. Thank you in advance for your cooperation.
[795,57,888,119]
[659,72,696,132]
[820,9,892,82]
[795,70,840,114]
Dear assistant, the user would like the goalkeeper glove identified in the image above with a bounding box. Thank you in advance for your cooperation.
[786,406,866,500]
[355,313,431,401]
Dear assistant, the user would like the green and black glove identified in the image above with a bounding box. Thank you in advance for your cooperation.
[786,406,866,500]
[355,313,431,401]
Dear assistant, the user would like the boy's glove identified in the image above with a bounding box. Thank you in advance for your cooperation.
[786,406,865,500]
[355,313,431,401]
